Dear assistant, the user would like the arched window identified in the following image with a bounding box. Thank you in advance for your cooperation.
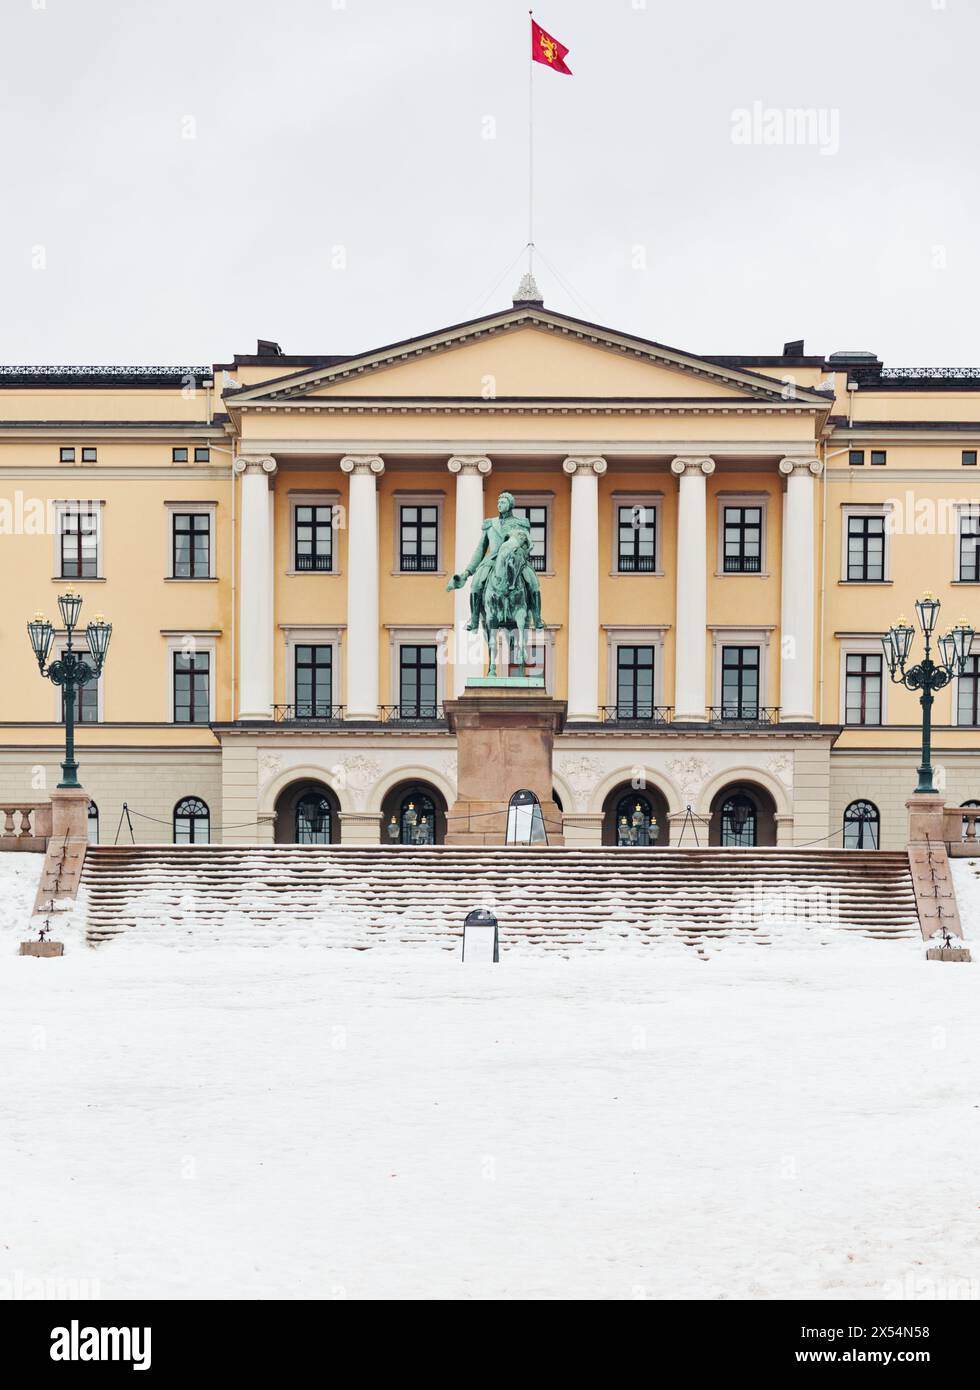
[87,800,99,845]
[386,789,437,845]
[614,793,660,847]
[720,793,756,847]
[842,799,880,849]
[174,796,210,844]
[506,788,547,844]
[296,792,332,845]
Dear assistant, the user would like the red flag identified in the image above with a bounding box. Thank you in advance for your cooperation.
[531,18,572,75]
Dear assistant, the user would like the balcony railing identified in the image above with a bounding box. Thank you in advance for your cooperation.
[596,705,674,725]
[274,704,345,723]
[723,554,762,574]
[706,705,780,726]
[379,704,445,724]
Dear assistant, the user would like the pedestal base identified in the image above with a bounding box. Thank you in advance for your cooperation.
[444,685,566,846]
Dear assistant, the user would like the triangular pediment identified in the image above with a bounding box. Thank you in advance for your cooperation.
[223,306,830,410]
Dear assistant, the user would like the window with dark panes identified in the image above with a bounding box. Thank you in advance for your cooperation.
[846,515,885,581]
[399,504,439,572]
[723,506,762,573]
[849,450,865,466]
[845,653,882,725]
[173,651,210,724]
[720,645,760,717]
[61,653,98,723]
[511,504,547,572]
[59,508,99,579]
[957,655,980,725]
[172,512,210,578]
[870,450,886,466]
[959,510,980,581]
[193,447,210,462]
[616,645,655,717]
[294,644,333,717]
[294,504,333,572]
[399,644,438,717]
[617,504,656,572]
[172,447,188,462]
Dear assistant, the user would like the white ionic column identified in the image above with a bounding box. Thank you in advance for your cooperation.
[448,456,492,696]
[563,456,607,720]
[234,455,277,720]
[670,456,714,722]
[340,455,385,719]
[778,457,822,722]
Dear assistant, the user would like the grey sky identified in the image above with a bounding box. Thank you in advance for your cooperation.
[2,0,978,367]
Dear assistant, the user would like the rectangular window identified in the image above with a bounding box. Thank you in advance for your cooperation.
[846,515,885,581]
[193,447,210,462]
[849,450,865,466]
[720,645,760,718]
[962,450,977,467]
[294,504,333,572]
[398,644,438,717]
[845,653,882,725]
[59,507,99,579]
[870,450,886,466]
[60,447,75,463]
[616,645,655,717]
[399,504,439,572]
[172,512,211,579]
[512,504,548,572]
[958,656,980,726]
[81,447,97,463]
[616,505,656,573]
[959,511,980,582]
[173,651,210,724]
[723,506,762,573]
[61,658,98,724]
[294,644,333,717]
[172,447,188,462]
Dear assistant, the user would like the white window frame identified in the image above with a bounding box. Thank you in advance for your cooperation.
[51,635,105,723]
[709,625,774,711]
[952,502,980,585]
[386,625,451,709]
[610,493,663,576]
[164,500,217,580]
[841,503,893,584]
[838,638,889,726]
[281,624,345,712]
[954,657,980,727]
[716,493,769,577]
[52,499,105,581]
[288,490,342,577]
[164,633,217,724]
[508,491,555,576]
[603,625,669,708]
[393,491,446,575]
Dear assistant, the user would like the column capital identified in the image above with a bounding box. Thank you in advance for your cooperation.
[447,455,492,476]
[670,456,715,477]
[340,455,385,476]
[233,455,277,476]
[562,456,607,476]
[778,456,823,477]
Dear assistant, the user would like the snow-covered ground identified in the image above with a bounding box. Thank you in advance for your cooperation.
[1,855,978,1300]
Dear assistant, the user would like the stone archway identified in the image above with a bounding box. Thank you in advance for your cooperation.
[273,779,340,845]
[708,781,777,847]
[601,780,671,847]
[379,779,448,845]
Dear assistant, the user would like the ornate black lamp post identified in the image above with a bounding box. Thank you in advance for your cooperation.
[882,594,974,795]
[27,589,112,790]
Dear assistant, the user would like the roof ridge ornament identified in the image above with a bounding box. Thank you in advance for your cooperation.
[513,270,544,307]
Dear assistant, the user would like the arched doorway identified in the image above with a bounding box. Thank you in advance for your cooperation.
[601,782,670,846]
[708,782,777,847]
[273,779,340,844]
[380,780,447,845]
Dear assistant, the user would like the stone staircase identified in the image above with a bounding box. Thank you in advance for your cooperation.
[80,845,923,952]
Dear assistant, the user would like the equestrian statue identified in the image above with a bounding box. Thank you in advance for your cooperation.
[447,491,543,677]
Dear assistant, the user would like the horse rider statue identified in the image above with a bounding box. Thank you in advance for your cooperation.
[447,491,543,676]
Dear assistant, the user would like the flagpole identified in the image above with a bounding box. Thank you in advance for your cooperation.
[528,9,534,276]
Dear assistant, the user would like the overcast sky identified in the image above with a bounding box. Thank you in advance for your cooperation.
[2,0,979,367]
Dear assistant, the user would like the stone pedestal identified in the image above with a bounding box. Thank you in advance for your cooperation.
[906,793,963,940]
[444,684,566,845]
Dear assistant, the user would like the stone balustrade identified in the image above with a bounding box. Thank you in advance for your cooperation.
[0,801,52,852]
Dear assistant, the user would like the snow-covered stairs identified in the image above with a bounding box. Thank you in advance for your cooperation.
[80,845,922,951]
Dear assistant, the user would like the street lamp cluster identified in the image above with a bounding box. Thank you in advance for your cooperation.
[881,594,975,796]
[27,589,112,790]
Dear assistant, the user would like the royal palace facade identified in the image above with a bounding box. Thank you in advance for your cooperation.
[2,289,980,850]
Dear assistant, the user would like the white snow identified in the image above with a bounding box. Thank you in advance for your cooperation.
[1,854,978,1300]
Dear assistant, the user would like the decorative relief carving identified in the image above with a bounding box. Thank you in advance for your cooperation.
[333,754,382,791]
[556,754,602,809]
[666,755,711,796]
[766,753,794,786]
[256,751,282,787]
